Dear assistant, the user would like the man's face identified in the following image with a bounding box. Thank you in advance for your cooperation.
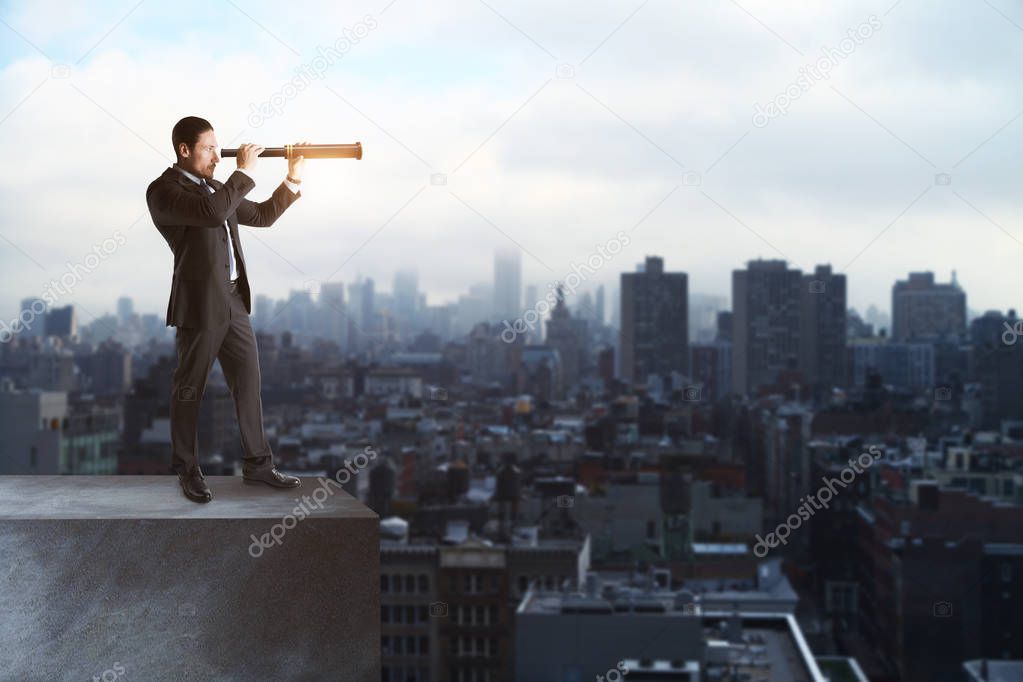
[178,129,220,180]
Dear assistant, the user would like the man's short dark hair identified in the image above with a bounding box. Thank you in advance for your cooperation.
[172,116,213,159]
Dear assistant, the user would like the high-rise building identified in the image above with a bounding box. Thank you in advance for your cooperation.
[545,285,588,396]
[619,256,688,384]
[320,282,347,348]
[45,305,76,339]
[116,296,134,325]
[393,269,419,338]
[892,271,966,342]
[800,265,847,397]
[732,259,801,395]
[19,297,47,339]
[493,249,522,322]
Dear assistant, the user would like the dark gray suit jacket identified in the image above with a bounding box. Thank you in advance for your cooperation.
[146,167,300,328]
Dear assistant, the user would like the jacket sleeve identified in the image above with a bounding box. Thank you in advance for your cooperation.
[235,181,301,228]
[146,170,256,228]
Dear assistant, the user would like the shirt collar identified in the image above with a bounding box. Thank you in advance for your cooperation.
[172,163,207,186]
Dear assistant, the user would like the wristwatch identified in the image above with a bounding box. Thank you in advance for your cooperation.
[286,175,302,185]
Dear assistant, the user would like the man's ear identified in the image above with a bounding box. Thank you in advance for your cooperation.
[178,143,189,158]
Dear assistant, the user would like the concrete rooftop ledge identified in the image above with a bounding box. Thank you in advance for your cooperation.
[0,475,380,681]
[0,474,380,519]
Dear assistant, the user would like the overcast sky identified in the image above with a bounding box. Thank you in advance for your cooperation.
[1,0,1021,328]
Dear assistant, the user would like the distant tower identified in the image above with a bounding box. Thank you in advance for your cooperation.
[493,248,522,322]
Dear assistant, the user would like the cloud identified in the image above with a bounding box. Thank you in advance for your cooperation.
[0,0,1020,327]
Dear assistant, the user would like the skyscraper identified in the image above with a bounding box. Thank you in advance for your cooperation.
[892,271,966,342]
[116,296,134,325]
[799,265,847,397]
[493,249,522,322]
[732,259,801,395]
[619,256,688,384]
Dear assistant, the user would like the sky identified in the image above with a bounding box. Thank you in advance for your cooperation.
[0,0,1021,329]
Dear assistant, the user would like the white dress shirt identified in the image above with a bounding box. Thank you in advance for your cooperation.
[173,164,300,281]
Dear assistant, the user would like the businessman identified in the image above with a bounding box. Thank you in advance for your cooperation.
[147,116,304,503]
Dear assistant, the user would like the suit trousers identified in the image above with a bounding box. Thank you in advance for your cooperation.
[169,281,274,476]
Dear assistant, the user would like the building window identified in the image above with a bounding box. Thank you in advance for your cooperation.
[394,574,403,593]
[418,574,429,593]
[382,605,390,623]
[419,636,429,656]
[405,575,415,593]
[382,574,390,593]
[381,635,391,655]
[406,605,415,623]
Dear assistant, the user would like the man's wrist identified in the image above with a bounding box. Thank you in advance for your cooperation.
[286,175,301,185]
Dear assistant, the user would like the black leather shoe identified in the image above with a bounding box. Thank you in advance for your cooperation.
[243,467,301,489]
[178,468,212,503]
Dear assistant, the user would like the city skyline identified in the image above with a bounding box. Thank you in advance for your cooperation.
[2,1,1022,324]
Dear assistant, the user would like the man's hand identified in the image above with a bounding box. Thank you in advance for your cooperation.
[237,143,265,171]
[288,141,309,181]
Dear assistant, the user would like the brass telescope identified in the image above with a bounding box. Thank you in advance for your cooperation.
[219,142,363,160]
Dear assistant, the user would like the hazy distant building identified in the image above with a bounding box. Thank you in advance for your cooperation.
[319,282,347,348]
[689,293,728,344]
[619,256,688,385]
[116,296,134,324]
[732,260,801,395]
[19,297,47,339]
[393,269,419,340]
[545,285,588,395]
[493,249,522,322]
[800,265,847,398]
[456,283,493,338]
[892,271,966,342]
[45,305,76,339]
